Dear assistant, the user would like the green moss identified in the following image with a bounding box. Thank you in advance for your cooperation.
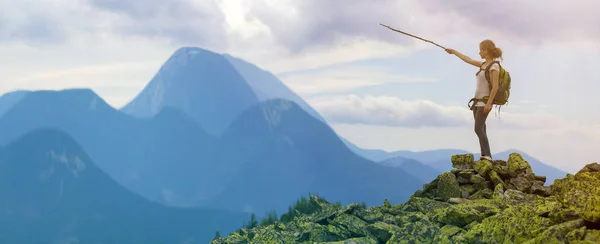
[451,154,474,169]
[469,188,493,200]
[331,214,370,237]
[565,226,588,242]
[463,203,553,243]
[582,230,600,242]
[387,216,440,243]
[507,152,534,177]
[551,171,600,223]
[401,196,452,215]
[436,172,462,201]
[248,226,297,243]
[324,236,379,244]
[523,219,586,243]
[473,159,493,177]
[304,224,349,242]
[488,170,504,187]
[433,204,487,228]
[366,222,402,243]
[460,184,478,196]
[439,224,463,236]
[470,174,486,185]
[532,196,562,217]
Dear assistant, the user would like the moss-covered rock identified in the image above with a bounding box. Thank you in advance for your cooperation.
[509,176,533,192]
[577,162,600,174]
[473,159,493,178]
[523,219,586,243]
[551,170,600,223]
[488,170,504,187]
[401,195,452,215]
[387,214,440,243]
[212,153,600,244]
[433,204,487,228]
[436,172,462,201]
[366,222,401,242]
[451,154,474,169]
[469,188,493,200]
[508,152,534,177]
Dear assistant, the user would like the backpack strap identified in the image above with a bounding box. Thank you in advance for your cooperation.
[467,97,488,110]
[484,60,500,82]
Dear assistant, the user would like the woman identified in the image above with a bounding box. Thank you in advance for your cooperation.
[445,39,503,161]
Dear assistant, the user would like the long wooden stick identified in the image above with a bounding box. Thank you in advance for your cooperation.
[380,23,446,49]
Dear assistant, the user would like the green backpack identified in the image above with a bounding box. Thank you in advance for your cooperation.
[468,61,512,110]
[484,61,511,106]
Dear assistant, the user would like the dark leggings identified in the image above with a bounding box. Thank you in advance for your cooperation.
[472,106,491,157]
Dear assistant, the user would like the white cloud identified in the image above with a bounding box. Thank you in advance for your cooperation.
[278,65,436,95]
[11,62,156,88]
[308,95,470,127]
[306,94,590,132]
[418,0,600,46]
[0,0,228,48]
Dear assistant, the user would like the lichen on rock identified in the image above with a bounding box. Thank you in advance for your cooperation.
[211,153,600,244]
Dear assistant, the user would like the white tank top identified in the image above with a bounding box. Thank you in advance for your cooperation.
[474,62,500,106]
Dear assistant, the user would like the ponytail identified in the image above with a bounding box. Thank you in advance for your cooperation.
[480,39,504,62]
[494,47,503,61]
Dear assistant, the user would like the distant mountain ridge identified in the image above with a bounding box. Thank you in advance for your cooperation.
[206,98,425,215]
[379,156,440,183]
[222,52,397,164]
[0,89,425,218]
[0,129,248,244]
[0,90,29,117]
[0,89,224,208]
[121,47,259,136]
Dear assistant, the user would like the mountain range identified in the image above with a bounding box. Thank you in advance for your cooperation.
[0,129,248,244]
[0,46,570,242]
[0,88,424,216]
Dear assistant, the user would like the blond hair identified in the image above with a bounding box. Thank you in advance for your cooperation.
[480,39,503,61]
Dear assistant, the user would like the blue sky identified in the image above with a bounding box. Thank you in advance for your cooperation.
[1,0,599,173]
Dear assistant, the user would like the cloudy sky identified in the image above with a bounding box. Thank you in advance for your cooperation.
[1,0,599,173]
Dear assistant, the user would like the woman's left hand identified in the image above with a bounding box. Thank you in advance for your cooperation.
[484,104,492,114]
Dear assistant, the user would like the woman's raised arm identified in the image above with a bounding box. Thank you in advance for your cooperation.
[445,48,483,67]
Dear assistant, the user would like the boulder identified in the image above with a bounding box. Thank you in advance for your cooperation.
[577,162,600,174]
[551,170,600,223]
[469,188,493,200]
[451,154,474,170]
[436,172,462,201]
[488,170,504,188]
[473,159,493,178]
[507,152,534,177]
[509,176,533,193]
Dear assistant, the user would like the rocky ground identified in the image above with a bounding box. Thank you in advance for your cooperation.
[211,153,600,243]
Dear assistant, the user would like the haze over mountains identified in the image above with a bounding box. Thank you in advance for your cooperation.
[0,129,248,244]
[204,98,424,214]
[121,47,260,136]
[0,46,569,242]
[0,88,424,215]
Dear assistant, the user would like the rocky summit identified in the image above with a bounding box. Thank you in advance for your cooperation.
[211,153,600,243]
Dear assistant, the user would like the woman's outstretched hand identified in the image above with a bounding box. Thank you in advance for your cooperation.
[445,48,456,54]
